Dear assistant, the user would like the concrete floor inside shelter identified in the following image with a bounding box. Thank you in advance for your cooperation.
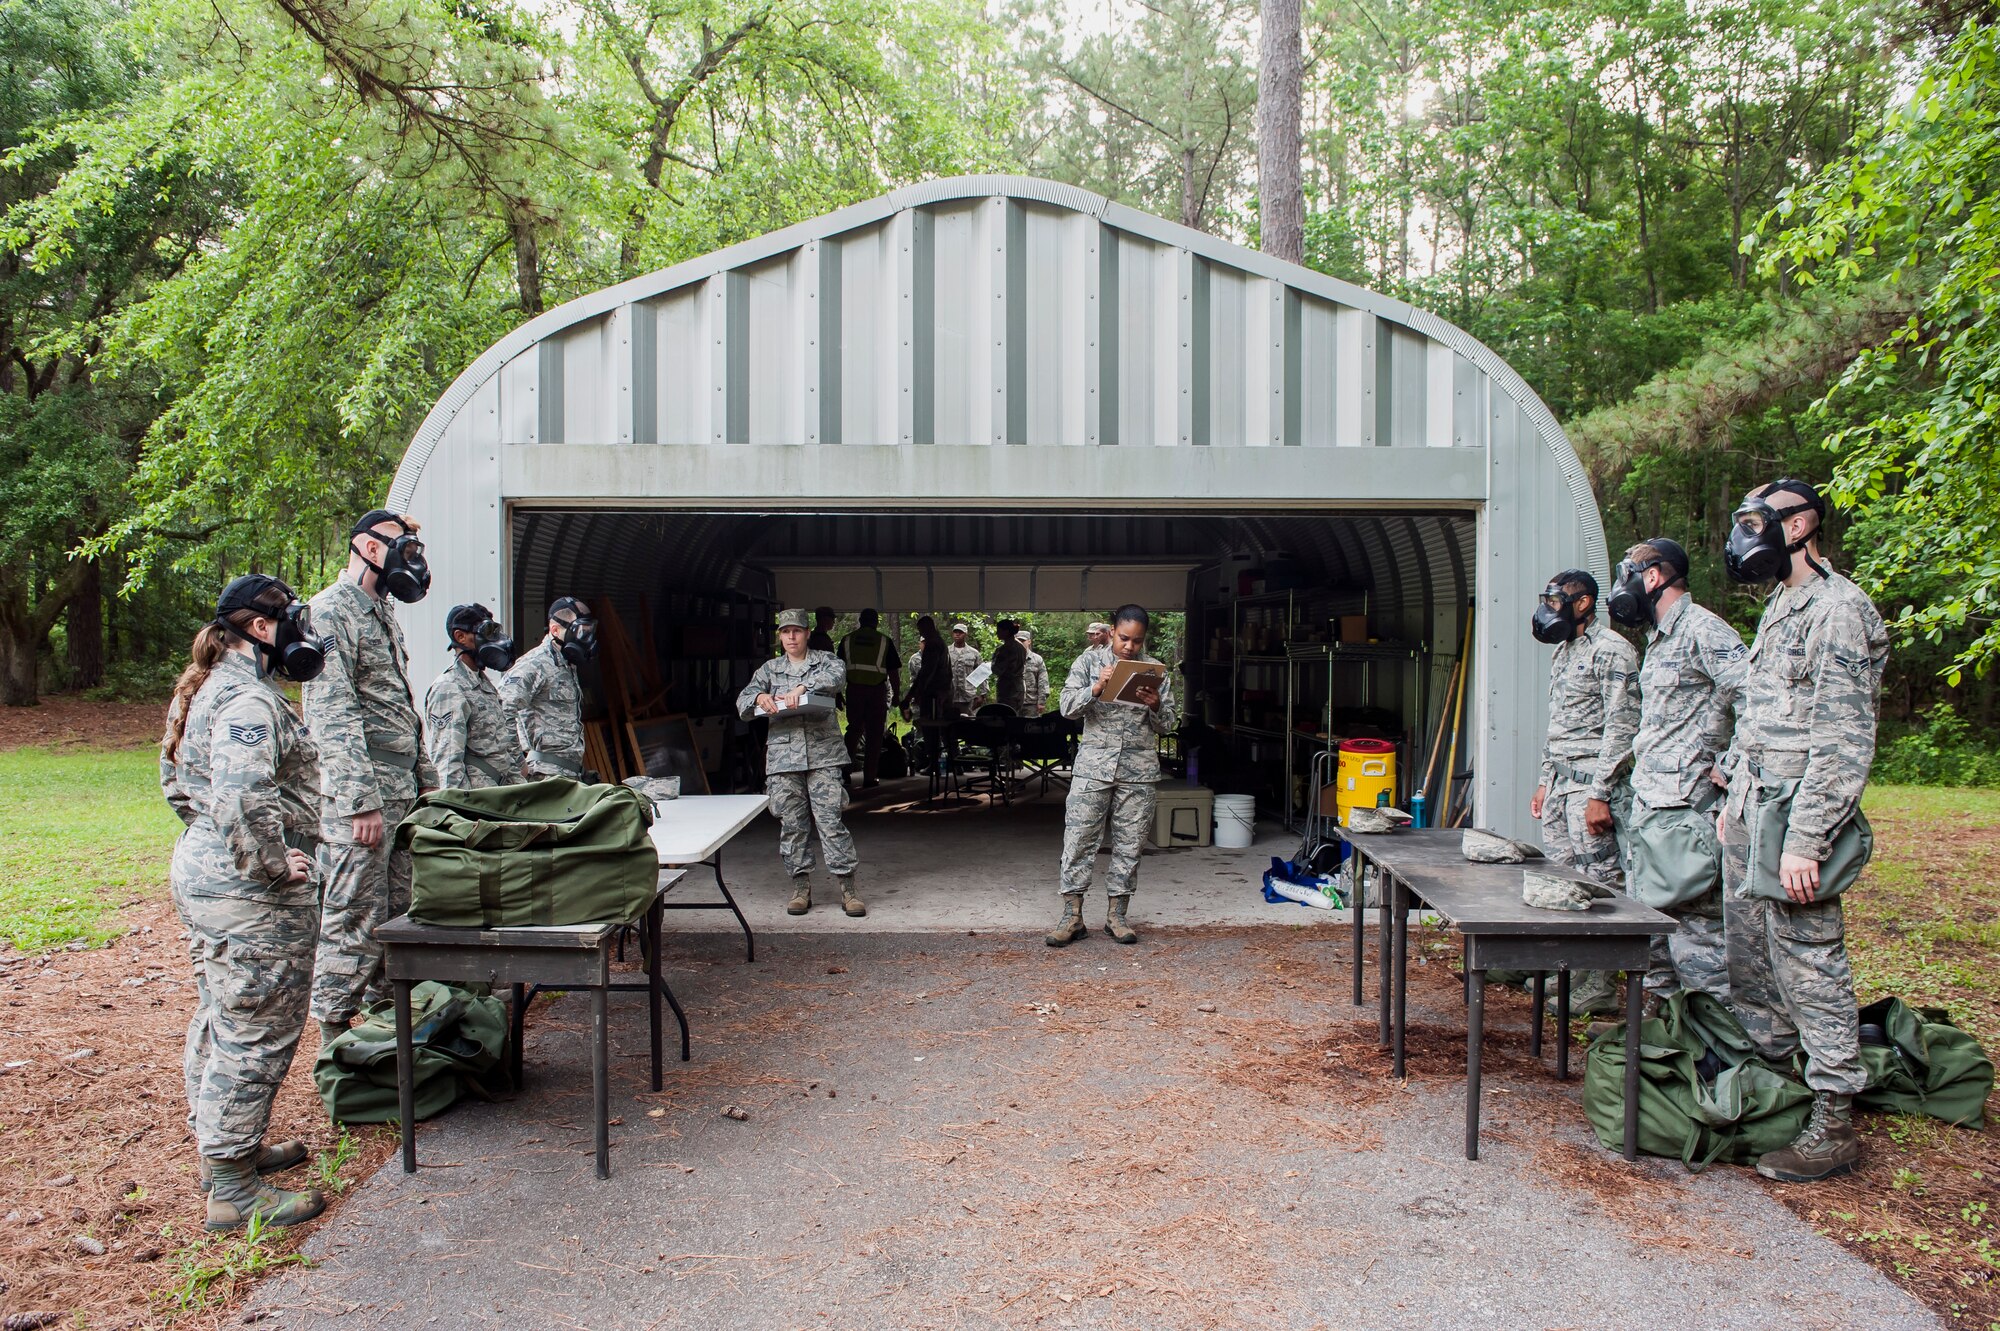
[673,777,1329,935]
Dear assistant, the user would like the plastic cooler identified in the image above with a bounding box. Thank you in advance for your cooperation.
[1335,739,1397,826]
[1151,786,1214,849]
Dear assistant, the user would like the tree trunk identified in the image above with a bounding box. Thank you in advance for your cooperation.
[66,556,103,691]
[1257,0,1304,264]
[510,205,544,316]
[1182,146,1201,230]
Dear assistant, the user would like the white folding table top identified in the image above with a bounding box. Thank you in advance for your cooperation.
[648,794,771,865]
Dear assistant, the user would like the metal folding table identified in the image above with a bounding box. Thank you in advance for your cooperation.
[1339,827,1673,1160]
[648,794,769,962]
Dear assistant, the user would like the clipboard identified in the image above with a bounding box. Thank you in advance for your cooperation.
[1101,659,1166,707]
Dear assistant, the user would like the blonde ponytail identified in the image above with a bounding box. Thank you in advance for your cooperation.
[162,623,231,764]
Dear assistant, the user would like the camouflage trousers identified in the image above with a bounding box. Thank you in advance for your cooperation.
[170,845,316,1160]
[769,766,858,878]
[311,799,414,1024]
[1059,778,1156,899]
[1648,893,1729,1000]
[1721,804,1865,1095]
[1530,786,1629,999]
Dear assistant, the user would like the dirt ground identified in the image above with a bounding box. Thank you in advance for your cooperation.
[0,698,167,752]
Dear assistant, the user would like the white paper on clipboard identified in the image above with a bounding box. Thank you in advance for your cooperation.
[966,662,993,690]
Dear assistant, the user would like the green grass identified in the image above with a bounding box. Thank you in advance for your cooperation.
[0,746,183,952]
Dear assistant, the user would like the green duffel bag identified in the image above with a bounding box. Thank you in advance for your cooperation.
[1628,798,1723,911]
[1583,990,1814,1170]
[397,777,658,928]
[1744,775,1873,904]
[314,981,510,1125]
[1856,996,1995,1129]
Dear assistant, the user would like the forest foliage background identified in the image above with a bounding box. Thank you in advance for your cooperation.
[3,0,1997,754]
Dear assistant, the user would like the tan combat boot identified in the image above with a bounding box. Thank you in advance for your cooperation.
[204,1155,327,1232]
[197,1139,309,1194]
[787,875,813,916]
[1756,1092,1860,1182]
[1104,895,1138,944]
[1044,894,1086,948]
[837,874,866,918]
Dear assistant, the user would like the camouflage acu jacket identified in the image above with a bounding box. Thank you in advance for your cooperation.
[424,656,524,790]
[1059,644,1178,784]
[1022,651,1050,714]
[161,651,322,903]
[1632,595,1748,811]
[303,573,436,819]
[499,637,586,776]
[737,650,849,774]
[1726,567,1888,861]
[1539,619,1640,802]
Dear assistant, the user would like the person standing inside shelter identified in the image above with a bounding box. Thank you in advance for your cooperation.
[809,606,838,654]
[1608,538,1747,1006]
[424,603,524,791]
[305,511,438,1049]
[1048,604,1178,947]
[740,609,865,918]
[500,597,598,781]
[839,608,903,789]
[1528,567,1640,1016]
[948,622,979,715]
[1086,621,1112,649]
[1718,479,1887,1183]
[1019,629,1050,715]
[991,619,1028,712]
[161,576,329,1231]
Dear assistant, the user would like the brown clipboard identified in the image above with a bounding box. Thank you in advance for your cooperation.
[1100,659,1166,706]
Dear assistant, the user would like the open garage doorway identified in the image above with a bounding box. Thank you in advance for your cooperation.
[507,505,1476,912]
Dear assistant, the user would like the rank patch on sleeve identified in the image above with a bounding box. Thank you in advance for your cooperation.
[227,722,270,746]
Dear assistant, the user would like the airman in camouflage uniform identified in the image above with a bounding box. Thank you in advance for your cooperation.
[1050,608,1179,946]
[1717,480,1888,1183]
[1620,539,1749,1003]
[425,654,523,791]
[499,598,595,780]
[161,578,328,1230]
[1019,632,1050,715]
[738,609,862,916]
[1531,571,1640,1014]
[948,625,979,714]
[304,525,439,1039]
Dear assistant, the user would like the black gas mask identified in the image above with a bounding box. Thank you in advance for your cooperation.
[1725,484,1822,584]
[448,603,515,672]
[1531,572,1597,645]
[1607,537,1690,628]
[216,575,331,683]
[551,597,599,666]
[351,517,431,603]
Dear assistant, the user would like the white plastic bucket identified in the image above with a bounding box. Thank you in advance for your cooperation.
[1214,794,1256,849]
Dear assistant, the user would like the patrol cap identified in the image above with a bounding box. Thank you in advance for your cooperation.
[1016,630,1032,642]
[216,573,297,619]
[1087,621,1111,634]
[776,608,812,631]
[549,595,592,622]
[1639,537,1690,582]
[447,603,495,636]
[1549,569,1599,600]
[951,621,969,633]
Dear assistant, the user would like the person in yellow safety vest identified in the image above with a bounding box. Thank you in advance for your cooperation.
[838,609,903,789]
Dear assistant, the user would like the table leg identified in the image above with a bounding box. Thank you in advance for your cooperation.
[659,976,691,1062]
[1556,970,1572,1082]
[1529,974,1545,1060]
[711,851,755,963]
[1350,848,1365,1007]
[1391,876,1409,1078]
[1466,967,1485,1161]
[1622,974,1642,1162]
[394,979,417,1174]
[646,901,664,1093]
[1376,862,1392,1047]
[592,980,610,1180]
[509,982,527,1090]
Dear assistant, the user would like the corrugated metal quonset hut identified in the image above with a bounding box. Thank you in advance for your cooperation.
[389,175,1606,840]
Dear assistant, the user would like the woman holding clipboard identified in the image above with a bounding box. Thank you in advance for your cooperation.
[1048,605,1178,946]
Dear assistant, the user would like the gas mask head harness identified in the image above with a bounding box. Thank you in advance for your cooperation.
[447,603,515,672]
[1531,569,1597,645]
[1726,479,1826,584]
[350,510,431,604]
[549,596,599,666]
[1608,536,1690,628]
[216,574,331,682]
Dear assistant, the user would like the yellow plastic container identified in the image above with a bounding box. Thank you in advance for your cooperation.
[1336,739,1397,826]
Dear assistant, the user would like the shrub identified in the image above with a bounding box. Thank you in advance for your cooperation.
[1873,706,2000,788]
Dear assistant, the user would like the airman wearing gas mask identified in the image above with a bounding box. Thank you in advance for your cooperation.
[424,603,524,791]
[500,596,599,781]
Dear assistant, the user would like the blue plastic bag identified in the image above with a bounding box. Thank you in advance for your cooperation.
[1262,857,1346,909]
